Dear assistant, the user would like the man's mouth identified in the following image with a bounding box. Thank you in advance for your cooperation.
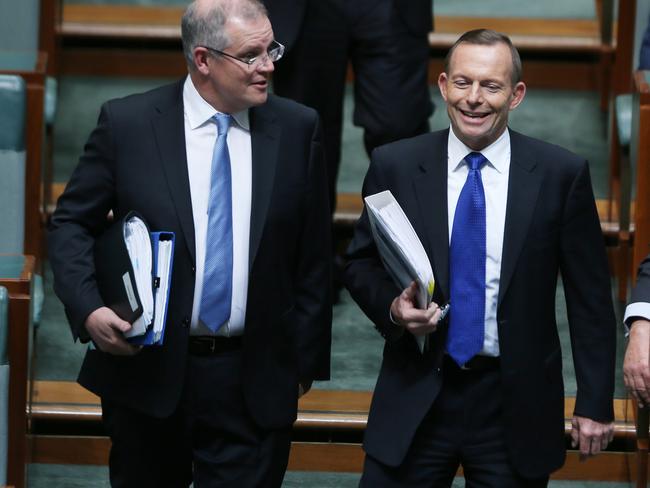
[460,109,489,119]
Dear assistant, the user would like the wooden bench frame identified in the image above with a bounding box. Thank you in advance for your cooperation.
[0,256,35,488]
[28,380,643,481]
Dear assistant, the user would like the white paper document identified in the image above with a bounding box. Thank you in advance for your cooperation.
[123,216,154,338]
[365,190,436,352]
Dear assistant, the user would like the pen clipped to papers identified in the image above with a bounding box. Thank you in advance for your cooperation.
[438,302,450,321]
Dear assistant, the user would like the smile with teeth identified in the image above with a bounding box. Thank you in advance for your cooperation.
[460,109,489,119]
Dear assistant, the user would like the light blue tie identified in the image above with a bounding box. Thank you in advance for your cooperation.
[200,113,233,333]
[446,152,487,367]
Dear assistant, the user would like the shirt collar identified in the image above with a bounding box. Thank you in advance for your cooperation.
[183,75,250,131]
[447,126,510,174]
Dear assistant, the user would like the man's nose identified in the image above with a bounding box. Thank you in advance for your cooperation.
[466,83,482,104]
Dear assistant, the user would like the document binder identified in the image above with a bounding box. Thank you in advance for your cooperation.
[94,211,175,346]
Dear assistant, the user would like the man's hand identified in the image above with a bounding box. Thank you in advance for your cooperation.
[570,416,614,460]
[390,281,445,337]
[84,307,141,356]
[624,320,650,407]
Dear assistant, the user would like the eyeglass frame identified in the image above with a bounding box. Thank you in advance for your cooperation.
[200,40,285,68]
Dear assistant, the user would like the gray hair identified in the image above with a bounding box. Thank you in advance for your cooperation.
[444,29,522,85]
[181,0,268,69]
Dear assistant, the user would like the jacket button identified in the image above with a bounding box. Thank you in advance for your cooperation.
[181,316,190,328]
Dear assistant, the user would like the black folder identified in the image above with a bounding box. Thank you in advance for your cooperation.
[94,211,175,345]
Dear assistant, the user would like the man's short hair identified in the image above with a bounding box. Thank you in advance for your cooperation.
[181,0,268,69]
[444,29,522,85]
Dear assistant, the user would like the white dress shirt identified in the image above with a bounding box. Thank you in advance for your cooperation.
[447,127,511,356]
[183,76,252,337]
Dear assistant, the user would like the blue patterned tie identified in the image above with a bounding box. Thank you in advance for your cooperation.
[200,113,232,333]
[447,152,487,367]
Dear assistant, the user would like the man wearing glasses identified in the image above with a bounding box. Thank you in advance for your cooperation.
[48,0,332,486]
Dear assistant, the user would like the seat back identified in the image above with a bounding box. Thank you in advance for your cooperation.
[0,75,26,254]
[0,0,40,52]
[0,286,9,486]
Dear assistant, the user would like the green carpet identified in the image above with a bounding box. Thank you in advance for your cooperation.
[26,464,632,487]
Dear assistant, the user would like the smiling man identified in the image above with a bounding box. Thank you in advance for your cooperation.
[48,0,332,486]
[345,29,616,487]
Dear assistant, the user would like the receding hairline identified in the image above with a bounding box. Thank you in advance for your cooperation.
[444,29,522,85]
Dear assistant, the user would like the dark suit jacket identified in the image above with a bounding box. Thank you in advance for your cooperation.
[264,0,433,50]
[48,80,332,430]
[344,129,616,478]
[630,255,650,304]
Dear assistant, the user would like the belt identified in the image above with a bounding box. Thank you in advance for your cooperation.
[188,336,243,355]
[444,353,500,372]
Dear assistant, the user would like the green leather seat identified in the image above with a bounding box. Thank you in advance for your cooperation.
[0,74,26,254]
[0,75,43,325]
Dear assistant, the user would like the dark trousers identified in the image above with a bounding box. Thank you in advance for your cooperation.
[272,0,433,214]
[360,359,549,488]
[101,349,292,488]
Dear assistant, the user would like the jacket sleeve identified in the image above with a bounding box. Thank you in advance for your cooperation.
[47,102,117,342]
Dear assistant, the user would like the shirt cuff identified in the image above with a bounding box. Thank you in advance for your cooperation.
[623,302,650,335]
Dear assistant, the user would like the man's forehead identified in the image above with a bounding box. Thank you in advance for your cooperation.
[224,15,273,44]
[447,42,513,79]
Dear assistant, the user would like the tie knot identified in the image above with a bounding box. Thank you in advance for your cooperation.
[465,152,487,171]
[213,113,231,135]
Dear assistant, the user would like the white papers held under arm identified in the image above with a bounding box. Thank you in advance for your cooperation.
[365,190,435,351]
[123,217,154,338]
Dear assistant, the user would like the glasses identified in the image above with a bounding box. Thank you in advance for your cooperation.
[201,40,285,69]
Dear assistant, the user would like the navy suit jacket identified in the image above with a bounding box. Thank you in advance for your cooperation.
[345,129,616,478]
[48,80,332,429]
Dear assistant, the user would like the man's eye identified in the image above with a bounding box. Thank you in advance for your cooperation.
[241,53,257,63]
[454,80,469,88]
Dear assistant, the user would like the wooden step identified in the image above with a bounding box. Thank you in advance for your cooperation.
[28,380,641,480]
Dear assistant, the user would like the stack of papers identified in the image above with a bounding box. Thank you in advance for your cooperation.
[365,190,436,351]
[124,217,154,338]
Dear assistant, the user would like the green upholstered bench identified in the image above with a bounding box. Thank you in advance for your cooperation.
[0,75,43,325]
[0,75,26,255]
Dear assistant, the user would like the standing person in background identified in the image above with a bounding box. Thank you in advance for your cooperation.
[47,0,332,486]
[264,0,434,215]
[345,29,616,487]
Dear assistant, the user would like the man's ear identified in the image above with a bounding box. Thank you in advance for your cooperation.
[438,72,449,102]
[509,81,526,110]
[193,47,211,75]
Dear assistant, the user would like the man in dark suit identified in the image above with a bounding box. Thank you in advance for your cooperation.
[345,29,616,486]
[263,0,433,214]
[623,256,650,406]
[47,0,331,486]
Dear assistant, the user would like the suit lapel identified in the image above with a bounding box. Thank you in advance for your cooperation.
[413,131,450,300]
[151,81,196,264]
[248,103,281,270]
[498,130,542,304]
